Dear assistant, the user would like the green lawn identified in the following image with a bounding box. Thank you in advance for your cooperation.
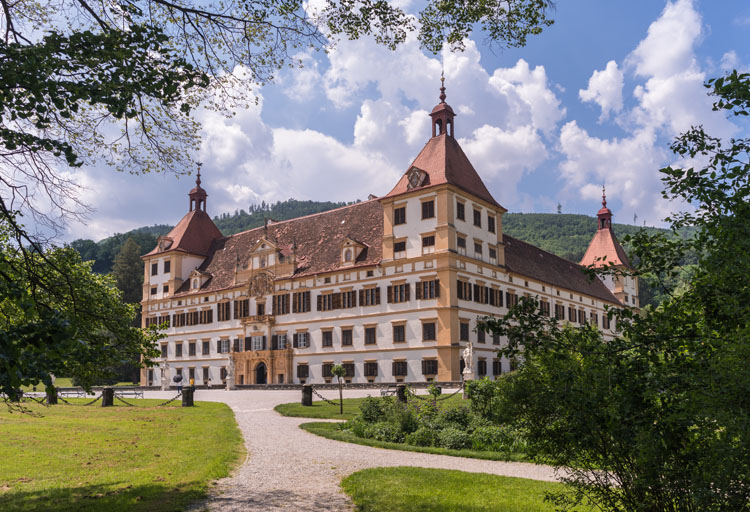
[274,393,464,421]
[341,467,586,512]
[300,422,527,462]
[21,378,139,392]
[0,399,245,512]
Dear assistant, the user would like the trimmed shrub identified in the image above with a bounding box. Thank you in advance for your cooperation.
[437,426,471,450]
[405,426,437,447]
[365,421,404,443]
[359,396,387,423]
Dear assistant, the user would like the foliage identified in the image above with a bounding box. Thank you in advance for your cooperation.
[111,238,144,305]
[478,72,750,512]
[0,214,162,403]
[341,467,579,512]
[404,426,437,447]
[0,400,244,512]
[436,426,471,450]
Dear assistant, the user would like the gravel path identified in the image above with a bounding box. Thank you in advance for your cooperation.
[144,389,559,511]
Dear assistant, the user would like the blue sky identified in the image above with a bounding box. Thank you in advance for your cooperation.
[66,0,750,241]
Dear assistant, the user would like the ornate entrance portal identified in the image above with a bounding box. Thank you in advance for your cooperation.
[255,362,267,385]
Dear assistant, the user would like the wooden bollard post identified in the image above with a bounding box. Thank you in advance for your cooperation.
[302,385,313,406]
[182,386,195,407]
[101,387,114,407]
[396,385,407,403]
[45,386,58,405]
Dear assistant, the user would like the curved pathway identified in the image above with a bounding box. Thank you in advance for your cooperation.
[144,389,559,511]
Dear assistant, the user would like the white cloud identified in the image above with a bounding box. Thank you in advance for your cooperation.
[720,50,739,71]
[579,60,624,121]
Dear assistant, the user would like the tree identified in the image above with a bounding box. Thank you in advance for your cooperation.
[112,238,144,305]
[0,214,162,405]
[479,71,750,512]
[331,364,346,415]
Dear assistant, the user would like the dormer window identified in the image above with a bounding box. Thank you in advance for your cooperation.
[260,256,267,268]
[344,249,353,262]
[192,279,199,289]
[406,167,427,190]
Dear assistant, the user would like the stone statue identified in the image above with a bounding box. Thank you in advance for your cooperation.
[160,362,170,391]
[462,342,474,376]
[226,354,236,391]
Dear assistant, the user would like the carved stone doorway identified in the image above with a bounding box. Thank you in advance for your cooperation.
[255,362,268,385]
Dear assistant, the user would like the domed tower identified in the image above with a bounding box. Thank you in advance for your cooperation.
[580,187,638,307]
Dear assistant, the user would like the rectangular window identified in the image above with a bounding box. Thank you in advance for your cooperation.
[591,312,599,326]
[360,287,381,306]
[555,304,565,320]
[364,362,378,377]
[293,332,310,349]
[151,286,157,295]
[387,283,411,303]
[492,359,502,375]
[421,359,438,375]
[160,344,168,358]
[272,293,290,315]
[460,322,470,341]
[322,363,333,378]
[202,341,210,355]
[421,200,435,219]
[456,201,465,221]
[257,303,265,316]
[474,242,482,258]
[188,342,196,356]
[493,334,501,345]
[343,363,355,378]
[393,324,406,343]
[234,298,250,318]
[322,330,333,347]
[457,236,466,255]
[151,263,158,276]
[477,328,486,344]
[199,309,213,324]
[394,241,406,259]
[416,279,439,299]
[292,291,311,313]
[341,290,357,308]
[218,339,230,354]
[489,247,497,264]
[478,359,487,376]
[364,327,377,345]
[189,367,195,381]
[233,338,242,352]
[341,328,353,346]
[422,235,435,254]
[506,292,519,308]
[297,364,309,379]
[540,301,551,317]
[569,306,576,323]
[422,322,436,341]
[163,284,169,294]
[164,260,171,273]
[218,302,231,321]
[203,367,210,382]
[394,206,406,225]
[487,216,495,233]
[176,343,183,357]
[318,293,340,312]
[473,209,482,227]
[456,280,472,301]
[489,287,503,307]
[220,367,227,380]
[579,309,587,324]
[603,314,611,330]
[250,335,266,351]
[392,361,408,377]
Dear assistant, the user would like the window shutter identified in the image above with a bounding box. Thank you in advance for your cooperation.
[272,295,277,315]
[316,294,322,311]
[352,290,357,307]
[271,335,278,350]
[405,284,410,301]
[473,284,480,303]
[333,292,341,309]
[416,282,423,300]
[386,285,392,303]
[435,279,440,297]
[506,292,512,307]
[375,287,381,304]
[293,333,299,348]
[358,289,364,305]
[216,340,221,353]
[421,360,427,375]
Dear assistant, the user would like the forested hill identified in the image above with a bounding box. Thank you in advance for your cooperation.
[71,199,676,275]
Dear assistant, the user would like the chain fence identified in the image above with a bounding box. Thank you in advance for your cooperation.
[57,394,103,406]
[311,386,341,407]
[407,382,464,402]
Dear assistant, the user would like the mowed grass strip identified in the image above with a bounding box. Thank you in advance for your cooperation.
[274,393,464,421]
[300,422,527,462]
[341,467,587,512]
[0,399,245,512]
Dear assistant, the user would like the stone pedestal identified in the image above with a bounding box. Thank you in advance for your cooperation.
[182,387,195,407]
[396,385,407,403]
[301,385,313,406]
[462,371,475,399]
[101,387,114,407]
[46,386,58,405]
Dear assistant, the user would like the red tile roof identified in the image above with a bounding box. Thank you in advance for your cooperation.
[579,228,632,269]
[504,234,622,304]
[384,134,502,208]
[144,209,223,257]
[176,200,383,294]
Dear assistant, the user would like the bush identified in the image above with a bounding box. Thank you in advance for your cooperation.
[440,405,473,429]
[437,427,471,450]
[465,377,503,421]
[405,426,437,447]
[365,421,404,443]
[470,426,505,451]
[359,396,387,423]
[344,417,369,438]
[384,401,419,434]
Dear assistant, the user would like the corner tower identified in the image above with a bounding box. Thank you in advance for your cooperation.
[580,187,638,307]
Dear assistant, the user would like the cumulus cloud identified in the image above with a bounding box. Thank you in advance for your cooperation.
[579,60,624,121]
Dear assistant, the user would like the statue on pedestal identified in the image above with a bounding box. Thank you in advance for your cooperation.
[462,342,475,379]
[160,362,170,391]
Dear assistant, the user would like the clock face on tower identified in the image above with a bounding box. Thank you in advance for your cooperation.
[406,167,427,190]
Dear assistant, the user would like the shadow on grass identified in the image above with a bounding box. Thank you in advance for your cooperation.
[197,487,352,511]
[0,481,207,512]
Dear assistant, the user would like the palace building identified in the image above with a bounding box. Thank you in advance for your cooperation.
[139,84,638,387]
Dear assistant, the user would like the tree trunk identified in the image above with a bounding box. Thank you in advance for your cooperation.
[338,378,343,415]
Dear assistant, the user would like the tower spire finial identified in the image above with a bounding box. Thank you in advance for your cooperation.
[439,71,446,103]
[602,184,607,208]
[196,163,202,187]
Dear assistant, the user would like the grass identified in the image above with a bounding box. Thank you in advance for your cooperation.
[21,378,139,392]
[300,422,527,462]
[0,398,245,512]
[341,467,586,512]
[274,394,464,421]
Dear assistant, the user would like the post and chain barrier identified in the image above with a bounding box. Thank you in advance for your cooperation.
[57,394,103,406]
[310,386,341,407]
[407,382,464,402]
[115,392,183,407]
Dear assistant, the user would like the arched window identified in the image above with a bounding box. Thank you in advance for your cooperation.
[344,249,352,262]
[260,256,266,268]
[435,119,443,135]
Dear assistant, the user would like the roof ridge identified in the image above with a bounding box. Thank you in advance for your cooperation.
[504,233,586,269]
[221,198,381,241]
